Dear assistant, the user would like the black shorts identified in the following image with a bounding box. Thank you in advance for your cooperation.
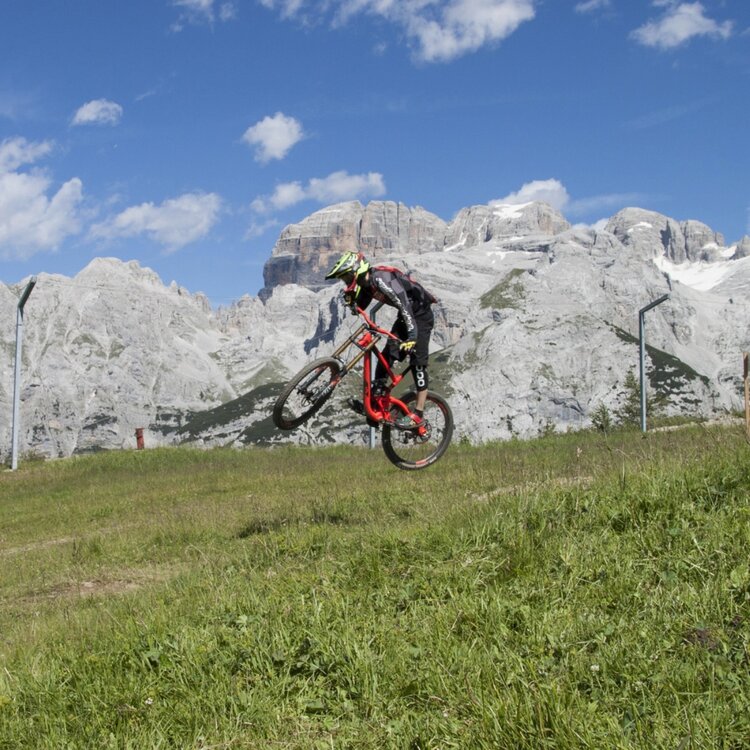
[384,306,434,370]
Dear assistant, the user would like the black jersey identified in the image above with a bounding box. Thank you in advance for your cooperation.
[357,266,436,342]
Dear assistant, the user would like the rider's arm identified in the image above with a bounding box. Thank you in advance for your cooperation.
[373,273,417,342]
[356,285,373,310]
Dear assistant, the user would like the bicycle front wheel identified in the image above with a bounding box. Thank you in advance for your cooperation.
[382,391,453,470]
[272,357,342,430]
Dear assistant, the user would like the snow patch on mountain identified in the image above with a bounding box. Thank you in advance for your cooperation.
[491,202,531,220]
[654,255,750,292]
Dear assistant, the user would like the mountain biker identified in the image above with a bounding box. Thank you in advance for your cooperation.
[325,251,437,428]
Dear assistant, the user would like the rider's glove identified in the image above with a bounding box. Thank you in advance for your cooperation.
[400,340,417,353]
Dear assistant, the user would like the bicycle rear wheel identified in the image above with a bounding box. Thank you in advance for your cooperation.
[272,357,342,430]
[382,391,453,470]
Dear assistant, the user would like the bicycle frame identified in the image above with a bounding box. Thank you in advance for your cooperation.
[328,304,416,428]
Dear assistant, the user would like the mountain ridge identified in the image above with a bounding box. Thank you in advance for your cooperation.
[2,200,749,460]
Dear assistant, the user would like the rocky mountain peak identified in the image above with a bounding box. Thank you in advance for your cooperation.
[260,200,447,299]
[445,201,570,250]
[606,208,727,263]
[261,200,571,298]
[735,236,750,259]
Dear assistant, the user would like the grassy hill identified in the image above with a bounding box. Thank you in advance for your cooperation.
[1,426,749,748]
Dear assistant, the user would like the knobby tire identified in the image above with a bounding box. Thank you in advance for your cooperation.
[272,357,342,430]
[382,391,453,470]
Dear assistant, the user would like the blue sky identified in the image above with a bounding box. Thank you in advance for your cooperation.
[1,0,748,304]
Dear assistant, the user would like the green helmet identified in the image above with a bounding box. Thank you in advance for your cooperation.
[324,251,370,283]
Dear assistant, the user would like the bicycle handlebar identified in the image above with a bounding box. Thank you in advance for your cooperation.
[354,303,403,342]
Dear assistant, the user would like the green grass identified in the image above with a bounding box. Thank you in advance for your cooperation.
[1,426,749,748]
[479,269,526,310]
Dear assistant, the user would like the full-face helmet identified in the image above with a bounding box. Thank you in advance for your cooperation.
[324,251,370,293]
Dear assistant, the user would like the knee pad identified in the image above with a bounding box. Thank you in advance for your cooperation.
[413,366,428,391]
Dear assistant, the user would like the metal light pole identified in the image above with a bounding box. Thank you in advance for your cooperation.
[638,293,669,433]
[11,277,37,470]
[369,307,377,449]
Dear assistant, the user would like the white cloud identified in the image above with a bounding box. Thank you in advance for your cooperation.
[90,192,222,252]
[632,2,733,49]
[175,0,214,14]
[406,0,536,62]
[242,112,304,164]
[492,178,570,210]
[0,175,83,259]
[0,137,83,260]
[72,99,123,126]
[492,177,650,220]
[624,99,706,130]
[567,192,651,216]
[0,136,53,173]
[171,0,238,28]
[245,218,280,239]
[257,181,307,211]
[252,170,386,213]
[262,0,536,62]
[258,0,305,21]
[219,2,237,20]
[575,0,610,13]
[307,171,386,203]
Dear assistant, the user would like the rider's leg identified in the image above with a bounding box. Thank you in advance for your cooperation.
[372,358,392,394]
[394,364,428,429]
[374,319,406,391]
[413,362,429,412]
[411,308,434,415]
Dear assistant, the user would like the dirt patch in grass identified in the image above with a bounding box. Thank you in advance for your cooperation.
[1,523,134,558]
[683,626,721,652]
[21,565,182,602]
[1,536,77,557]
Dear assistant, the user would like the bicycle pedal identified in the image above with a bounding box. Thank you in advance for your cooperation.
[394,416,419,432]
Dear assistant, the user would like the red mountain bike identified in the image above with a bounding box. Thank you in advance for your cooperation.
[272,303,454,470]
